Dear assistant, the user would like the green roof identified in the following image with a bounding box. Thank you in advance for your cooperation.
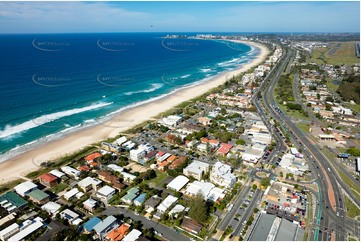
[27,189,49,201]
[0,191,27,208]
[122,192,138,202]
[127,187,139,195]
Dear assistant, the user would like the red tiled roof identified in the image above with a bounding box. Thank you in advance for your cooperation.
[145,150,158,158]
[89,161,99,167]
[84,152,102,161]
[167,155,177,163]
[169,156,186,169]
[156,151,165,157]
[39,173,58,182]
[78,165,91,171]
[209,139,219,144]
[217,143,233,154]
[200,137,209,143]
[106,224,130,241]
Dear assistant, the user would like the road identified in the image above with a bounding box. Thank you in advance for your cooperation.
[232,189,263,237]
[259,46,360,240]
[218,186,251,231]
[100,207,191,241]
[292,73,320,125]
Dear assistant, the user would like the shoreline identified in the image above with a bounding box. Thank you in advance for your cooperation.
[0,40,269,185]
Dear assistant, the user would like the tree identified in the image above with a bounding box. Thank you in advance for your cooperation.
[236,139,246,145]
[252,184,257,191]
[220,108,227,115]
[346,147,360,157]
[260,178,271,187]
[188,192,209,224]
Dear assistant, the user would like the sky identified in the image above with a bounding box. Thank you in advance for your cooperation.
[0,1,359,33]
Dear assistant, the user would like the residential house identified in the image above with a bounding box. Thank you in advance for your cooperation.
[41,202,61,216]
[210,161,236,188]
[93,216,118,240]
[38,173,58,188]
[122,229,142,241]
[60,209,82,225]
[97,186,116,204]
[63,188,79,201]
[181,217,202,234]
[0,223,20,241]
[105,223,130,241]
[78,177,102,193]
[156,195,178,216]
[184,181,225,202]
[144,196,161,213]
[83,198,98,212]
[83,217,102,234]
[130,149,146,163]
[14,181,37,197]
[134,193,147,207]
[216,143,233,156]
[27,189,49,205]
[198,117,212,126]
[61,166,80,179]
[166,175,189,192]
[121,187,140,204]
[49,169,66,179]
[7,217,44,242]
[183,160,210,180]
[169,204,185,217]
[159,115,182,128]
[98,170,125,191]
[169,156,187,170]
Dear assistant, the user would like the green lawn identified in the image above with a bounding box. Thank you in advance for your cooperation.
[0,179,25,194]
[49,183,68,194]
[146,171,168,187]
[296,122,311,133]
[277,103,311,121]
[307,42,360,65]
[344,103,360,114]
[326,78,340,93]
[344,196,360,219]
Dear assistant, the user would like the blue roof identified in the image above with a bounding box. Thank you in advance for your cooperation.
[134,193,147,204]
[83,216,102,232]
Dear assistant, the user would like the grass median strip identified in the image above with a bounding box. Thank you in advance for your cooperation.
[344,196,360,219]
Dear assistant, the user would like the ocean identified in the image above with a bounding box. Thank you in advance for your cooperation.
[0,33,258,161]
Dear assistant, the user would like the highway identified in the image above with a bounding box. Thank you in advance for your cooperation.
[257,46,360,241]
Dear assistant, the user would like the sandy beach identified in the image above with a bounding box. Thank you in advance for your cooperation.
[0,40,269,184]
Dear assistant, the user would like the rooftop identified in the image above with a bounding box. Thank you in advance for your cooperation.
[14,181,37,195]
[0,191,27,208]
[83,217,102,232]
[217,143,233,154]
[97,185,115,196]
[106,223,130,241]
[27,189,49,201]
[167,175,189,191]
[93,215,117,234]
[39,173,58,183]
[84,152,102,161]
[78,177,102,188]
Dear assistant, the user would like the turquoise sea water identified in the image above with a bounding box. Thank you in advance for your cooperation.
[0,33,258,160]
